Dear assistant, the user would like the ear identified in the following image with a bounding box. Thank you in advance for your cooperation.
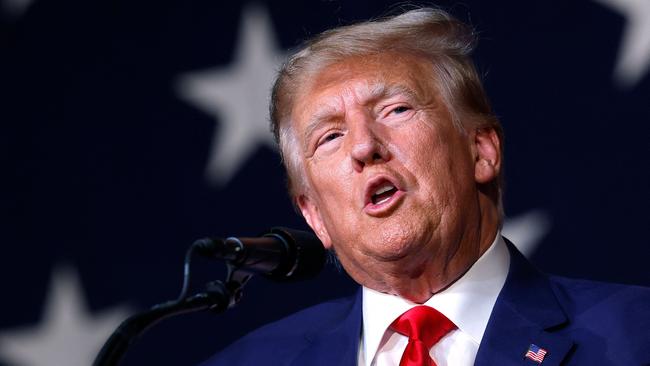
[473,127,501,184]
[297,194,333,249]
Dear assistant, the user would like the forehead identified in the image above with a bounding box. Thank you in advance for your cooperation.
[291,53,436,120]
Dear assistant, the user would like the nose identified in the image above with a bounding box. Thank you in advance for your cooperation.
[349,115,390,172]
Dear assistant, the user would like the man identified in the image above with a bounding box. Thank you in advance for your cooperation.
[202,7,649,366]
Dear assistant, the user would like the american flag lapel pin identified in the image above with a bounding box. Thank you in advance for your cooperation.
[524,343,548,364]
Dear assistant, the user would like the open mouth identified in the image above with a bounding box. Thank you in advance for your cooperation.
[371,184,398,205]
[363,176,405,216]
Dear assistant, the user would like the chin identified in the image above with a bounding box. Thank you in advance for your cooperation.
[361,223,428,262]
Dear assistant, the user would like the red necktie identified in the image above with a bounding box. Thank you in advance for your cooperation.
[390,306,457,366]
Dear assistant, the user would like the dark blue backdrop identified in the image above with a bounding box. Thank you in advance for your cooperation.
[1,1,648,365]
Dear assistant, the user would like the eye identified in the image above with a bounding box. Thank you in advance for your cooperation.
[378,103,413,119]
[390,105,410,114]
[317,131,343,147]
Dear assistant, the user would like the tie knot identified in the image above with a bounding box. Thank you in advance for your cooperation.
[390,306,457,348]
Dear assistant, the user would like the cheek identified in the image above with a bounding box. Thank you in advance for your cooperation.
[390,122,446,176]
[306,158,356,210]
[395,123,472,203]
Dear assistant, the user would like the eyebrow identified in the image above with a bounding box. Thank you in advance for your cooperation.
[368,83,418,103]
[302,104,341,152]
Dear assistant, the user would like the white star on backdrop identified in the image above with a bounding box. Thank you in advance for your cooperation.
[0,266,131,366]
[503,210,552,257]
[2,0,33,19]
[595,0,650,87]
[176,5,284,186]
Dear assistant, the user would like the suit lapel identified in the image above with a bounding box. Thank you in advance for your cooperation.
[290,289,363,366]
[475,240,574,366]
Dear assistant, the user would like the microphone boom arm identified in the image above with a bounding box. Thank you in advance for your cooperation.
[92,227,325,366]
[92,280,238,366]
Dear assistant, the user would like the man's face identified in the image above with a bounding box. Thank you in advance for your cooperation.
[291,53,498,297]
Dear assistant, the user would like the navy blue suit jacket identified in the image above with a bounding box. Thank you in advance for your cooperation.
[201,242,650,365]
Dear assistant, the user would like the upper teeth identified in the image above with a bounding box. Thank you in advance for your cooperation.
[374,184,394,196]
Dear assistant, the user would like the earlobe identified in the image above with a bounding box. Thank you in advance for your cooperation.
[473,127,501,184]
[297,195,332,249]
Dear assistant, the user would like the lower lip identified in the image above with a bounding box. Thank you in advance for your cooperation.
[363,190,405,216]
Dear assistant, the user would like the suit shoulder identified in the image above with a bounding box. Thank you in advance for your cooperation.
[548,276,650,340]
[549,275,650,312]
[243,293,359,338]
[199,293,359,365]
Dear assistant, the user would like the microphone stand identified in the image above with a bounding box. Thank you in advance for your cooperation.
[93,262,254,366]
[93,226,324,366]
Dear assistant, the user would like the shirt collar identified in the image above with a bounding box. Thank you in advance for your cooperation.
[361,232,510,366]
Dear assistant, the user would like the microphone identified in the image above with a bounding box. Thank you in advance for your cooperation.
[193,227,326,281]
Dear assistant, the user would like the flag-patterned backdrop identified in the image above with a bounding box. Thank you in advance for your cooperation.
[1,0,648,365]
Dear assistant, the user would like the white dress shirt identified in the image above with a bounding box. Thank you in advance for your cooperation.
[357,233,510,366]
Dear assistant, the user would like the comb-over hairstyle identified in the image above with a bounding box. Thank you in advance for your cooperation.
[270,7,504,216]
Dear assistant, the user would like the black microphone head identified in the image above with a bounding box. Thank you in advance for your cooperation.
[264,227,326,282]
